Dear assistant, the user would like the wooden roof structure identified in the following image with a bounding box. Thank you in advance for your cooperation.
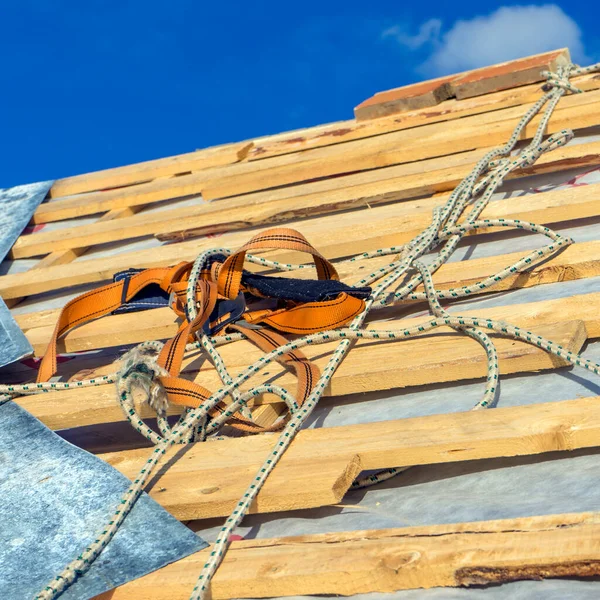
[3,47,600,598]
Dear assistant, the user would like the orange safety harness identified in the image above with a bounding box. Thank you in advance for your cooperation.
[35,228,369,433]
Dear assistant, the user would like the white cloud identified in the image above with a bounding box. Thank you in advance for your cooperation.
[386,5,589,77]
[382,19,442,50]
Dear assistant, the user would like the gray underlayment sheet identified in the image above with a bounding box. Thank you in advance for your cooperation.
[0,180,53,368]
[0,296,34,368]
[0,402,208,599]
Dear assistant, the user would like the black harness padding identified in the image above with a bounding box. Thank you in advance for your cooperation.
[241,272,371,303]
[112,269,169,314]
[111,264,372,329]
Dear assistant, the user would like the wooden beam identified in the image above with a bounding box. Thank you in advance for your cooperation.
[2,177,600,300]
[10,136,600,259]
[36,171,213,224]
[164,137,600,243]
[33,139,491,226]
[98,394,599,520]
[17,238,600,332]
[201,93,600,200]
[452,48,570,100]
[18,233,600,353]
[354,49,571,120]
[97,511,600,599]
[248,70,597,172]
[15,319,586,432]
[354,75,455,120]
[7,239,570,330]
[5,206,141,309]
[248,72,600,160]
[30,86,600,225]
[48,141,253,199]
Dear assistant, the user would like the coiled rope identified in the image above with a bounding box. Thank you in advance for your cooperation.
[1,61,599,599]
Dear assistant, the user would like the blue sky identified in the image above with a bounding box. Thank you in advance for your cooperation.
[0,1,598,188]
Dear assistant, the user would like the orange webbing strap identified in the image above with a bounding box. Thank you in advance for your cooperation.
[243,292,365,334]
[36,262,191,383]
[158,374,270,433]
[153,279,271,433]
[157,280,218,376]
[158,375,213,410]
[229,324,320,407]
[217,227,339,300]
[161,324,320,433]
[158,373,280,434]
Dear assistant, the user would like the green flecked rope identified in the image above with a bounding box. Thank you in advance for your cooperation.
[0,62,597,599]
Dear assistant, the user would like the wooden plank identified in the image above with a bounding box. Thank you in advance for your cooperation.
[354,50,570,120]
[248,72,600,160]
[452,48,570,100]
[48,141,253,199]
[166,137,600,242]
[31,115,512,225]
[33,142,487,226]
[354,75,455,120]
[98,394,598,520]
[201,92,600,200]
[30,86,600,225]
[102,319,592,401]
[17,237,600,333]
[15,236,600,331]
[10,136,600,260]
[97,511,600,599]
[248,84,600,174]
[18,231,600,353]
[5,206,141,309]
[3,176,600,300]
[15,319,586,432]
[35,172,212,224]
[13,233,600,334]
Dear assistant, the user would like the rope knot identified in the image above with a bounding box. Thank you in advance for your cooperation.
[119,345,171,415]
[541,67,582,94]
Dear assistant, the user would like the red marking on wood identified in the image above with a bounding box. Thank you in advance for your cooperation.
[22,223,47,235]
[316,127,354,138]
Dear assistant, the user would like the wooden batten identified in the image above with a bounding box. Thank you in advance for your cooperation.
[48,141,253,198]
[99,511,600,599]
[354,49,571,120]
[14,315,587,430]
[9,136,600,259]
[3,177,600,300]
[249,71,600,160]
[97,394,600,519]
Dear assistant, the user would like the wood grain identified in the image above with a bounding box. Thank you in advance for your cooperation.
[15,319,587,432]
[48,141,253,199]
[97,511,600,599]
[247,72,600,160]
[98,393,598,520]
[18,237,600,354]
[3,177,600,300]
[202,92,600,200]
[10,137,600,259]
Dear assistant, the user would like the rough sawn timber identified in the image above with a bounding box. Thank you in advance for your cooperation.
[17,237,600,353]
[3,178,600,299]
[14,319,586,431]
[48,141,253,198]
[99,395,600,520]
[97,511,600,599]
[246,71,600,159]
[201,93,600,200]
[10,137,600,259]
